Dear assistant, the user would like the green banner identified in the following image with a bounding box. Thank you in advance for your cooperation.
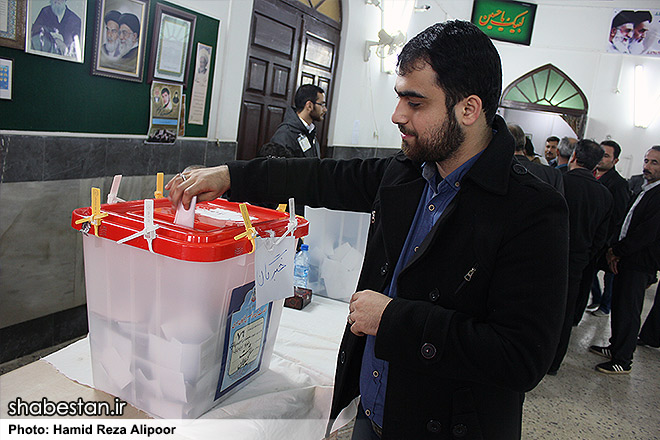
[471,0,537,46]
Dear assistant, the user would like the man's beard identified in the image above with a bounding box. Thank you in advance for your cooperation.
[596,163,612,172]
[399,111,465,163]
[104,38,118,54]
[628,39,646,55]
[612,34,630,52]
[118,36,136,57]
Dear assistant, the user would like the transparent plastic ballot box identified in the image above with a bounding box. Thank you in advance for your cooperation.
[71,197,308,418]
[304,207,370,303]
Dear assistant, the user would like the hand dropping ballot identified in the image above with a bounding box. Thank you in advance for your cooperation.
[254,199,298,308]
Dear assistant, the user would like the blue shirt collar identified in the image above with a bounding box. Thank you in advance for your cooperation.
[421,150,485,192]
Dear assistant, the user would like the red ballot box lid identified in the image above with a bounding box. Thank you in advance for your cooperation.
[71,198,308,262]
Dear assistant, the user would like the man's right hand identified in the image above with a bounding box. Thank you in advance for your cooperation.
[166,165,231,210]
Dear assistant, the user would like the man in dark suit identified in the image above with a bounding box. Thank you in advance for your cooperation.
[591,146,660,374]
[576,140,631,323]
[508,124,564,195]
[549,139,612,374]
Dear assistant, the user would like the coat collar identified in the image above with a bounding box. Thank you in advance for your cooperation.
[462,115,515,196]
[567,167,597,180]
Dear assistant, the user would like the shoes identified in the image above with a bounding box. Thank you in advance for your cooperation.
[546,369,558,376]
[596,361,631,375]
[591,309,609,317]
[586,303,600,312]
[589,345,613,358]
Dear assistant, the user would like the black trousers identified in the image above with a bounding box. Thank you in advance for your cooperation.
[573,259,597,325]
[609,266,654,366]
[639,282,660,347]
[550,276,581,372]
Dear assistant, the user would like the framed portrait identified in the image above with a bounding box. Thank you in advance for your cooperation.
[0,0,26,49]
[0,57,13,100]
[91,0,150,82]
[148,3,196,85]
[25,0,87,63]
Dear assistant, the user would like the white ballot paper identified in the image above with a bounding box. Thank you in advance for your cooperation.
[254,235,296,308]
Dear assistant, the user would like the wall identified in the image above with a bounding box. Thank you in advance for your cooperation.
[0,0,248,362]
[329,0,660,177]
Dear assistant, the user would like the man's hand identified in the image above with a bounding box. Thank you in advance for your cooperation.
[606,247,620,275]
[347,290,392,337]
[165,165,231,209]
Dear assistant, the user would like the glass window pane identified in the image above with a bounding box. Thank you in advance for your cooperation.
[504,87,529,103]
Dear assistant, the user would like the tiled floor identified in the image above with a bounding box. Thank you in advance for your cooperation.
[3,285,659,439]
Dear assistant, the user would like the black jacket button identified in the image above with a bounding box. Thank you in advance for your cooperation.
[426,420,441,433]
[452,423,467,437]
[380,262,389,276]
[429,288,440,302]
[340,350,346,364]
[421,343,436,359]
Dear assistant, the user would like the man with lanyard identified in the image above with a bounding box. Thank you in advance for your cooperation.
[590,146,660,374]
[270,84,326,158]
[167,21,568,439]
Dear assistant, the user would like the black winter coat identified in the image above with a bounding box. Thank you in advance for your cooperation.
[562,168,613,278]
[227,115,569,439]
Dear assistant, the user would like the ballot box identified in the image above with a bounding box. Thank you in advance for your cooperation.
[303,207,370,303]
[71,198,308,418]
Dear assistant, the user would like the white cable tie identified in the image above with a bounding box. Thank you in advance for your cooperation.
[116,199,160,253]
[107,175,124,204]
[272,198,298,246]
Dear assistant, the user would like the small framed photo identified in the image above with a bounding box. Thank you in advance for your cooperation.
[91,0,150,82]
[0,0,27,50]
[25,0,87,63]
[148,3,196,85]
[0,58,13,100]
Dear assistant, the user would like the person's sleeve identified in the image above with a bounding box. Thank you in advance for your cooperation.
[554,170,564,196]
[374,189,569,393]
[590,195,613,261]
[227,156,392,213]
[608,181,631,244]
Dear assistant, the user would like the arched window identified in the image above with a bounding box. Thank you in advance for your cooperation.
[500,64,588,137]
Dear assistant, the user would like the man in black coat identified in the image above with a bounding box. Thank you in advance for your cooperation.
[548,140,612,374]
[575,140,630,323]
[167,21,569,439]
[508,123,564,195]
[591,146,660,374]
[269,84,326,158]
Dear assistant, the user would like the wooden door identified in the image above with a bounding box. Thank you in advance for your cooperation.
[236,0,341,160]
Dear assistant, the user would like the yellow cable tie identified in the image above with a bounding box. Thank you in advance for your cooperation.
[154,172,164,199]
[233,203,257,253]
[75,187,108,237]
[276,204,287,212]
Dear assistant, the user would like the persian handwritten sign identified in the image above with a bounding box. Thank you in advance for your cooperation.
[254,235,295,308]
[471,0,537,46]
